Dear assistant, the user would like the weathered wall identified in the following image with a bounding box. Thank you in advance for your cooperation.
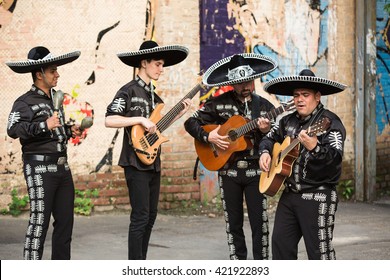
[0,0,200,210]
[1,0,387,212]
[376,0,390,196]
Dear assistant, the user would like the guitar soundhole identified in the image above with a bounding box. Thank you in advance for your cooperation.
[228,130,238,141]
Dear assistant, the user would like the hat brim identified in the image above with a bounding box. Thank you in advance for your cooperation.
[202,53,277,87]
[117,45,188,67]
[264,75,347,96]
[6,51,81,74]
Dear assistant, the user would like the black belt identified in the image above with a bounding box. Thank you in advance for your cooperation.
[284,183,333,193]
[23,154,68,165]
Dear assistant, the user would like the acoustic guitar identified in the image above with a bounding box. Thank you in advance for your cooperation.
[195,100,295,171]
[131,78,206,165]
[259,117,331,196]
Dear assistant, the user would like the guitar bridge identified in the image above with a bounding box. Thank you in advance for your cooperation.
[133,147,150,156]
[140,137,149,150]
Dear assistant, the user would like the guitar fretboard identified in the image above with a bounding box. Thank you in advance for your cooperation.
[156,83,204,133]
[233,104,288,139]
[280,117,331,158]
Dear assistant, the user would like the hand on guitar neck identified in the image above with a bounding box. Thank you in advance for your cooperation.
[296,129,318,151]
[257,116,272,134]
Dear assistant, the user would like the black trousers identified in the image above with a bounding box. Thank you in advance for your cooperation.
[124,166,160,260]
[218,162,269,260]
[272,188,338,260]
[22,160,75,260]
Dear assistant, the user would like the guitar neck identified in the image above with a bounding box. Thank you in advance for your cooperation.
[281,138,300,159]
[156,83,203,133]
[233,104,288,138]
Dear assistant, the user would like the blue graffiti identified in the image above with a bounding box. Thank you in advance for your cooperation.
[376,0,390,134]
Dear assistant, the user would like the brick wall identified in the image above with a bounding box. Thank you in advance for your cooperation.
[1,0,389,213]
[327,0,355,182]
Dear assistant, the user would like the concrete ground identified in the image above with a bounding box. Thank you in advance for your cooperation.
[1,201,390,260]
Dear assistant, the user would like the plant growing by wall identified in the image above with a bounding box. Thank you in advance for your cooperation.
[74,189,99,216]
[337,180,354,201]
[385,1,390,14]
[1,189,29,216]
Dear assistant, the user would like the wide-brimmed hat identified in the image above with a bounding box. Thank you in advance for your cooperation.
[6,46,80,74]
[117,40,189,67]
[264,69,347,96]
[202,53,277,87]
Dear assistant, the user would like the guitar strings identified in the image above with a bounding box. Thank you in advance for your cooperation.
[144,83,203,145]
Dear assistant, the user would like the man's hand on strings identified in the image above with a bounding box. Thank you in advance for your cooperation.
[142,118,157,134]
[207,125,229,150]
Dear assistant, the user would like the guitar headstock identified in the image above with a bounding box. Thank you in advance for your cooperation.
[197,69,208,89]
[308,117,331,136]
[281,99,295,111]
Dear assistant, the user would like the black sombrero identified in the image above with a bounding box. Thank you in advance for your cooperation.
[264,69,347,96]
[6,46,81,74]
[117,40,189,67]
[202,53,277,87]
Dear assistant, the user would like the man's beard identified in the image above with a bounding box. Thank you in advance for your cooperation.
[240,90,251,98]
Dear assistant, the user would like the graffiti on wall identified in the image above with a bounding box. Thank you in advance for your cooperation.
[376,0,390,135]
[0,0,17,28]
[198,0,330,193]
[200,0,329,105]
[92,0,157,173]
[0,0,124,173]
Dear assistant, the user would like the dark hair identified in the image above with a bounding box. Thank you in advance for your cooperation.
[31,69,39,82]
[138,56,165,68]
[31,66,49,82]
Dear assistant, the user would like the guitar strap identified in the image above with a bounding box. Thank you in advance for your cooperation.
[251,93,261,120]
[250,93,262,159]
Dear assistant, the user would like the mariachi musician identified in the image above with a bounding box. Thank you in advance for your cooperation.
[105,40,191,260]
[6,46,82,259]
[184,53,277,260]
[259,69,347,260]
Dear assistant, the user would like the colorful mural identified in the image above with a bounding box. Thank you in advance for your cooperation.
[200,0,329,104]
[198,0,331,194]
[376,0,390,135]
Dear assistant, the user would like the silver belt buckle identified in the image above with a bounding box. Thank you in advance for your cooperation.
[57,157,67,165]
[236,160,248,169]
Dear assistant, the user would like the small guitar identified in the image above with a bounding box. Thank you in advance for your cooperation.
[195,100,295,171]
[259,117,331,196]
[131,79,206,165]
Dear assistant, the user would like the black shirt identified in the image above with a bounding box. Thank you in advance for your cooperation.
[259,103,346,190]
[7,85,71,156]
[105,76,164,171]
